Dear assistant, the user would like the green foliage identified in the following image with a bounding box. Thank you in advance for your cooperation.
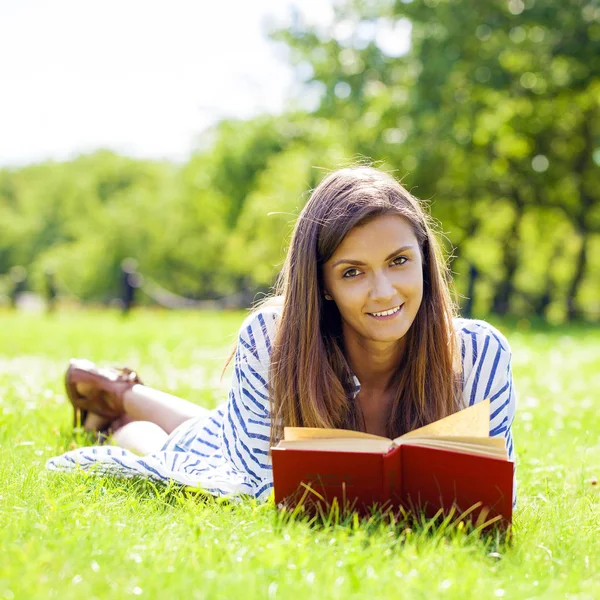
[223,121,352,288]
[275,0,600,320]
[1,1,599,320]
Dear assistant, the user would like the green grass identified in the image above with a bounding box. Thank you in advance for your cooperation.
[0,308,598,599]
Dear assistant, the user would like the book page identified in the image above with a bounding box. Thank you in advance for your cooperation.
[283,400,491,447]
[276,438,393,454]
[398,436,507,459]
[283,427,390,442]
[399,435,505,448]
[396,399,490,442]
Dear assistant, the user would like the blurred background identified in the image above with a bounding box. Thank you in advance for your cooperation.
[1,0,598,323]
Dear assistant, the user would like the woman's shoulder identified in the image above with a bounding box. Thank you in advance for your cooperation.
[239,300,282,332]
[452,317,512,363]
[452,318,514,409]
[236,300,283,361]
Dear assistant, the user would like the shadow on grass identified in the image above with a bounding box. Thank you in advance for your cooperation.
[47,468,512,558]
[51,429,511,553]
[272,493,512,552]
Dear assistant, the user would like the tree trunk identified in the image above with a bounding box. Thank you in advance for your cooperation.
[449,212,480,318]
[492,196,524,316]
[534,244,562,318]
[566,231,589,321]
[447,212,479,272]
[462,264,479,318]
[565,116,595,321]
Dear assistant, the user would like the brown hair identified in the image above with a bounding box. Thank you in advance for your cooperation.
[267,166,461,445]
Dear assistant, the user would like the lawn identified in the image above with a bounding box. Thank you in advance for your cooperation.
[0,309,598,599]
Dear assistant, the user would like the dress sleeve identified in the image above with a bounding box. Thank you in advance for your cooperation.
[487,344,516,464]
[460,320,517,504]
[220,309,279,500]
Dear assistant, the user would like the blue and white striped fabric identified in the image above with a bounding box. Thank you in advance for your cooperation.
[47,308,517,503]
[455,318,517,464]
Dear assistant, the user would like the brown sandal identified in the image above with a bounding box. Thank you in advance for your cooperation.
[65,358,143,429]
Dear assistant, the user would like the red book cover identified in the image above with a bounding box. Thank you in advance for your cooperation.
[271,449,389,514]
[271,445,513,525]
[395,445,513,524]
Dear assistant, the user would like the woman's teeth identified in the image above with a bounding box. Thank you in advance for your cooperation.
[370,305,401,317]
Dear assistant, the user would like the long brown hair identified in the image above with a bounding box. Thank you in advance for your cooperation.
[266,166,461,445]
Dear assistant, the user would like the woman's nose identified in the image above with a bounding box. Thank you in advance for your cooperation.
[369,272,395,302]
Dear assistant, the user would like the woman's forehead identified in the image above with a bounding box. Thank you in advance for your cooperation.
[329,214,418,261]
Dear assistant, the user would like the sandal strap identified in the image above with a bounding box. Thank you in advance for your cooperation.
[65,359,143,420]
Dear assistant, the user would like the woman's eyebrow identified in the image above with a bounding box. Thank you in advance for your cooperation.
[331,245,416,268]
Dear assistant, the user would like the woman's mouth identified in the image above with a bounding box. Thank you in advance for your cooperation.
[367,304,403,320]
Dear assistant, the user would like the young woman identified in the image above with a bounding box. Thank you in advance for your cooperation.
[47,167,517,503]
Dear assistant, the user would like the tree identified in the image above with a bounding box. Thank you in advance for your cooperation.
[275,0,600,320]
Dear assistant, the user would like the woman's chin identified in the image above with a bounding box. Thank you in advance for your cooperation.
[365,323,412,344]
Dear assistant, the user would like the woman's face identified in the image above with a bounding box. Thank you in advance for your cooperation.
[322,214,424,346]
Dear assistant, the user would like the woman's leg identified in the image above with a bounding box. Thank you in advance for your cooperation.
[85,387,207,455]
[70,362,213,457]
[110,421,169,455]
[110,387,210,454]
[122,385,210,434]
[75,381,209,435]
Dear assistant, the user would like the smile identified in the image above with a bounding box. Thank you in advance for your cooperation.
[368,305,403,318]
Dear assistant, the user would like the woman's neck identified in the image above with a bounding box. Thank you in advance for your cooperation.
[342,327,406,393]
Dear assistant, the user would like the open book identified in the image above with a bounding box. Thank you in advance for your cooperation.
[271,400,514,526]
[278,399,506,458]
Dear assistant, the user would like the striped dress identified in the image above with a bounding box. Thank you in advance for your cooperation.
[47,306,517,503]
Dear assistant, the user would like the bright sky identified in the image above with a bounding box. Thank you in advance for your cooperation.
[0,0,334,166]
[0,0,410,167]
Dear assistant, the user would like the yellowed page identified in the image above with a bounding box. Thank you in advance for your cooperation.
[283,427,390,442]
[399,435,504,448]
[396,399,490,441]
[276,438,392,453]
[407,440,506,459]
[397,436,507,459]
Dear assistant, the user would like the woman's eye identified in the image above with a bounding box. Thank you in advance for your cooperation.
[342,258,406,278]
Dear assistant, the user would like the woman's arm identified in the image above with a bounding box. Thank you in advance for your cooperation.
[487,349,516,462]
[220,309,280,500]
[459,320,517,504]
[460,321,516,455]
